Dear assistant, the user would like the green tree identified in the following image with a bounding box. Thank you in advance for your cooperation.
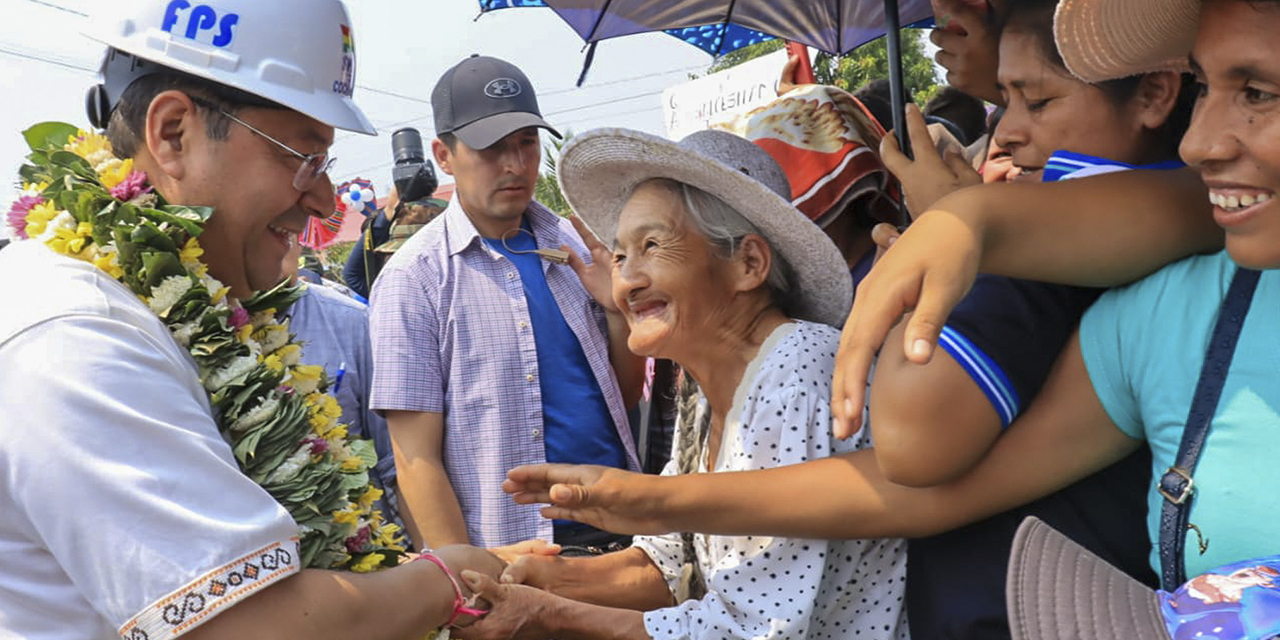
[535,130,574,217]
[704,31,941,104]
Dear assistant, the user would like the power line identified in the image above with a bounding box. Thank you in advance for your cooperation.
[335,85,663,144]
[0,46,95,74]
[334,102,668,182]
[348,63,702,123]
[545,89,660,117]
[21,0,87,16]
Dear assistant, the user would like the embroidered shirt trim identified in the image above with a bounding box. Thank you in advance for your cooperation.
[118,537,301,640]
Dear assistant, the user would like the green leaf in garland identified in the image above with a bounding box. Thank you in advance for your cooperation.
[140,252,185,291]
[22,122,79,153]
[48,151,98,182]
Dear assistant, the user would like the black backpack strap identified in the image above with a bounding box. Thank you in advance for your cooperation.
[1157,267,1261,590]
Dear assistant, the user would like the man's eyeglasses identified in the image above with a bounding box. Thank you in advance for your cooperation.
[190,96,335,191]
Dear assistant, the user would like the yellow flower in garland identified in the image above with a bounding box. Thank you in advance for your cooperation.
[374,521,405,548]
[263,353,285,374]
[333,503,362,525]
[63,129,111,162]
[23,201,59,238]
[350,552,385,574]
[357,486,383,511]
[179,237,204,265]
[91,248,125,280]
[289,364,323,395]
[97,157,134,190]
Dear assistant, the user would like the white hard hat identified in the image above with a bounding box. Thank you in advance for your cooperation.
[84,0,376,135]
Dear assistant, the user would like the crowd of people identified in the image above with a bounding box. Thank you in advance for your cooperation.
[3,0,1280,639]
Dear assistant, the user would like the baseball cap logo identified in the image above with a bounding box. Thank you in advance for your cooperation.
[484,78,522,99]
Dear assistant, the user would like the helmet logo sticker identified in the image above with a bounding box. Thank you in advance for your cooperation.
[333,24,356,97]
[161,1,239,48]
[484,78,522,99]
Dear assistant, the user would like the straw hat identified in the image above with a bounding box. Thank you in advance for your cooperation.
[1054,0,1200,82]
[1006,516,1280,640]
[557,128,852,328]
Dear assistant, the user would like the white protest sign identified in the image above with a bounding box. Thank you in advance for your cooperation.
[662,48,807,140]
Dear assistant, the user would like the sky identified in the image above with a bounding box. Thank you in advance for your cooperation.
[0,0,715,202]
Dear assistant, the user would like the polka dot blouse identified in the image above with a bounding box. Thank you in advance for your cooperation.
[633,321,909,640]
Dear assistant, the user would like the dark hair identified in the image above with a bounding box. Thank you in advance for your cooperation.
[999,0,1195,160]
[436,131,459,151]
[854,78,916,131]
[105,66,285,159]
[924,86,989,146]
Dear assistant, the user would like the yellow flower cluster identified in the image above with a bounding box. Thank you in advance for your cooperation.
[64,129,133,189]
[23,201,59,239]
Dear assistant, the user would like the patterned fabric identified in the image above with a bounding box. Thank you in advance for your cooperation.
[1159,555,1280,640]
[716,84,897,228]
[120,540,300,640]
[368,197,641,547]
[634,321,909,640]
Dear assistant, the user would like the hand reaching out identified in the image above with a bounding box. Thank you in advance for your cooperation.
[504,464,674,536]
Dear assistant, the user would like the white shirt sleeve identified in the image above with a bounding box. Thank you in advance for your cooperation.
[0,314,301,640]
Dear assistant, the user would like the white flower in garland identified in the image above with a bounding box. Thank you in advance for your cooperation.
[265,445,312,484]
[37,211,75,244]
[172,320,200,347]
[231,393,281,432]
[148,275,193,316]
[204,354,259,391]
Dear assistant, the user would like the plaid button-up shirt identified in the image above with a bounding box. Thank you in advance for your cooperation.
[369,196,641,547]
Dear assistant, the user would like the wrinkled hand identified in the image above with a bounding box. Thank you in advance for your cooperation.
[501,552,569,590]
[504,464,673,536]
[489,538,562,566]
[451,572,563,640]
[882,104,982,218]
[564,214,618,313]
[930,0,1002,104]
[831,208,982,438]
[777,54,805,96]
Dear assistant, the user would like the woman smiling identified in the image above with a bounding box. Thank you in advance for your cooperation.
[452,129,905,640]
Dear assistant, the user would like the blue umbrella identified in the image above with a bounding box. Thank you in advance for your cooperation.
[476,0,935,161]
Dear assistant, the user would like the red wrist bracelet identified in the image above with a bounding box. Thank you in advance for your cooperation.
[412,553,489,628]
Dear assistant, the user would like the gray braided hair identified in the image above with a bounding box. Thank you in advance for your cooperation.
[673,369,708,602]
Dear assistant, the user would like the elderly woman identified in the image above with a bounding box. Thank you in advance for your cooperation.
[452,128,908,640]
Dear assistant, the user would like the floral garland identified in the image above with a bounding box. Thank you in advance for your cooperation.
[6,122,405,572]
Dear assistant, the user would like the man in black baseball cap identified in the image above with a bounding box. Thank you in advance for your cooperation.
[368,54,645,554]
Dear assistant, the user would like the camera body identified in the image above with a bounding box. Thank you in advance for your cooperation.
[391,127,439,204]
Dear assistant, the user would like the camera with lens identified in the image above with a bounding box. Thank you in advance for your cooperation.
[391,127,439,206]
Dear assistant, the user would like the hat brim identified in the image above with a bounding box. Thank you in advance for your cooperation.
[452,111,561,150]
[557,128,852,328]
[1054,0,1200,82]
[1007,517,1168,640]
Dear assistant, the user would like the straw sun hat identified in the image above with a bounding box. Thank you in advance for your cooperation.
[1054,0,1201,82]
[557,128,852,328]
